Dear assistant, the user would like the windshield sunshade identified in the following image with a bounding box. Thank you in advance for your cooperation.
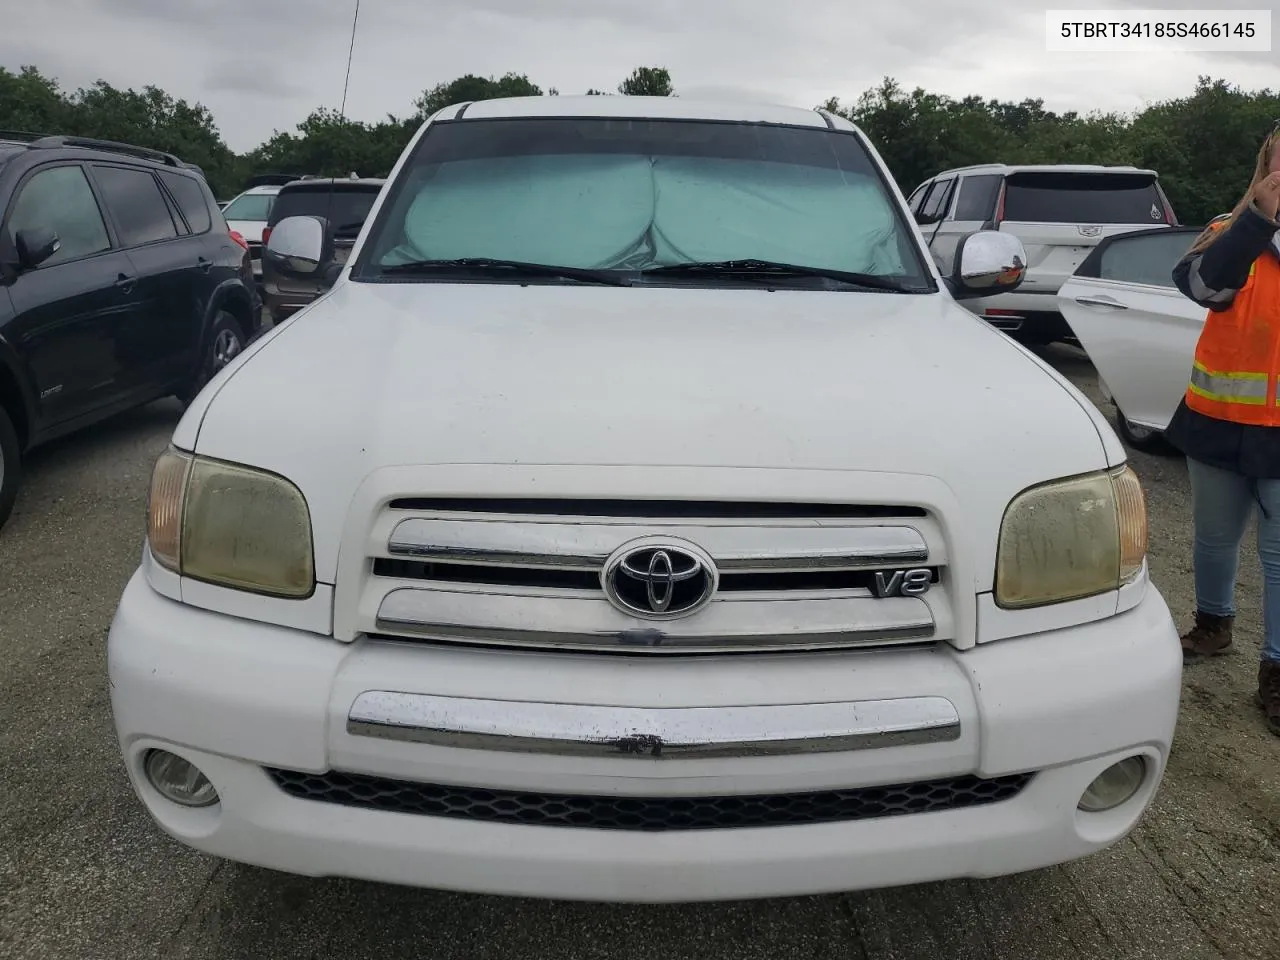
[360,118,925,284]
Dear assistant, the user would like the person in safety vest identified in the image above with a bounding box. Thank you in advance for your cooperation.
[1166,121,1280,736]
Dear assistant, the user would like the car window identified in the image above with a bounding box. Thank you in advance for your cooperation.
[6,164,111,266]
[913,182,937,218]
[269,187,381,239]
[159,184,189,237]
[1096,231,1197,288]
[356,117,930,286]
[906,181,930,214]
[954,174,1003,221]
[92,165,179,247]
[221,192,275,221]
[920,177,954,222]
[1002,172,1168,224]
[159,171,212,234]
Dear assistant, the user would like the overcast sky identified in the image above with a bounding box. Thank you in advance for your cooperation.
[3,0,1275,152]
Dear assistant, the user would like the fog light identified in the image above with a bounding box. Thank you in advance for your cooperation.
[1078,756,1146,812]
[144,749,219,807]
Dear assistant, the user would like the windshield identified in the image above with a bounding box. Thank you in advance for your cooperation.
[221,192,275,222]
[270,187,380,239]
[352,117,930,289]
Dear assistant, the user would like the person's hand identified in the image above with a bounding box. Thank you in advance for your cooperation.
[1256,172,1280,222]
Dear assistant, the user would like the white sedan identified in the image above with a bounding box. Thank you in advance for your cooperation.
[1057,225,1205,453]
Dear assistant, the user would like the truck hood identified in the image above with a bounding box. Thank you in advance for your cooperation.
[182,281,1116,585]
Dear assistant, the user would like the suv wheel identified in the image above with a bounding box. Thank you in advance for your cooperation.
[0,404,21,532]
[179,311,246,407]
[1115,406,1178,457]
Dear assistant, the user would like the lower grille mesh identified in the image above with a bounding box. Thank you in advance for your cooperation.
[265,768,1033,832]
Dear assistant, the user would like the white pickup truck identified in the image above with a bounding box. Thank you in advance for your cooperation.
[107,95,1182,903]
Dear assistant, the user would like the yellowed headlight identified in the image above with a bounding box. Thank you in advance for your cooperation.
[995,465,1148,609]
[145,447,315,599]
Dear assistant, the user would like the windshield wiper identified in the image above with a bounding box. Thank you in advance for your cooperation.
[379,257,632,287]
[640,259,926,292]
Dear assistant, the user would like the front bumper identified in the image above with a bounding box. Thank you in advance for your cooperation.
[108,570,1182,902]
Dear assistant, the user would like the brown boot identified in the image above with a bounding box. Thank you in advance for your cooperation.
[1180,610,1234,660]
[1256,661,1280,736]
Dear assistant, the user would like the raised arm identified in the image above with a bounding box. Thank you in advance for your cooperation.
[1173,203,1280,312]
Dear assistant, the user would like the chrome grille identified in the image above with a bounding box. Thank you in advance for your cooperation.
[359,500,951,654]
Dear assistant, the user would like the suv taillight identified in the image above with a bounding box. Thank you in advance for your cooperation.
[992,181,1007,226]
[1160,193,1177,225]
[261,226,272,247]
[229,230,248,251]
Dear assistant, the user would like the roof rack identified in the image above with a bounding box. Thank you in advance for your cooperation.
[28,135,182,167]
[0,130,53,145]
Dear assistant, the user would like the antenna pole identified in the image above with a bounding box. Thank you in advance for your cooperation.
[308,0,360,319]
[339,0,362,120]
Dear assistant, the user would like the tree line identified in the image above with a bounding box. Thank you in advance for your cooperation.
[2,63,1276,226]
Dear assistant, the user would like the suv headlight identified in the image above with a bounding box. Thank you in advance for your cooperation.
[994,465,1147,609]
[146,447,315,599]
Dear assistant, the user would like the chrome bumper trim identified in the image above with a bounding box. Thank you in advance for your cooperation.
[346,692,962,757]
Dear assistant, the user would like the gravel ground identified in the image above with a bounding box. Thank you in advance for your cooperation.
[0,343,1277,960]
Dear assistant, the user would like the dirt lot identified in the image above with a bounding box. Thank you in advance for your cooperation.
[0,344,1277,960]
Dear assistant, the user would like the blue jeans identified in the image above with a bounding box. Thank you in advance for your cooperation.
[1187,457,1280,662]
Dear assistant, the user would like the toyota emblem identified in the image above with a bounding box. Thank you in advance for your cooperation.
[602,539,717,619]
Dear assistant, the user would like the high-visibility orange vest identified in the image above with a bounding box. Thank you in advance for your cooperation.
[1184,221,1280,426]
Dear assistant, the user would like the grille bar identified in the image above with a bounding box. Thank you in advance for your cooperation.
[387,498,928,519]
[265,768,1034,831]
[386,519,931,573]
[374,587,937,652]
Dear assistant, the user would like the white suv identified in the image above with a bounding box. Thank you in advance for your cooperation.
[107,96,1181,904]
[907,163,1178,344]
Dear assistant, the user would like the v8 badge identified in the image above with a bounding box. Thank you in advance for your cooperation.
[871,568,933,598]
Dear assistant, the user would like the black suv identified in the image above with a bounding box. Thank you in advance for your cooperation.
[0,133,263,530]
[261,176,384,321]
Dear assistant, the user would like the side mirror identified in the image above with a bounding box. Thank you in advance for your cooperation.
[264,215,333,279]
[15,227,61,270]
[949,230,1027,300]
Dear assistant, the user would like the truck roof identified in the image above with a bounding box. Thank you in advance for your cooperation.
[441,95,833,128]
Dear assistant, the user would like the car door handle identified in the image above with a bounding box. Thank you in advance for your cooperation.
[196,256,213,273]
[1073,295,1128,309]
[114,273,136,294]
